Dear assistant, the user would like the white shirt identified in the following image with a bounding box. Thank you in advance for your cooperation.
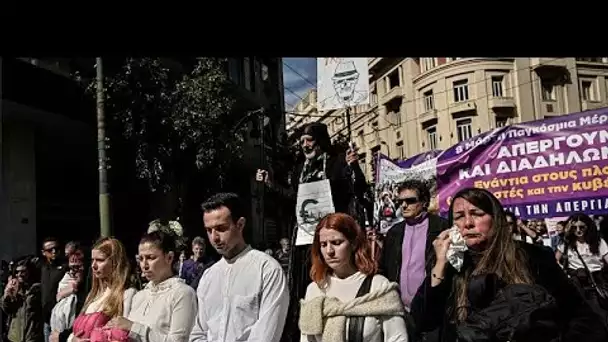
[301,272,408,342]
[189,245,289,342]
[128,277,197,342]
[66,287,136,342]
[558,239,608,272]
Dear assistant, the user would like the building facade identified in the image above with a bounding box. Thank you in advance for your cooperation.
[289,57,608,181]
[226,57,291,249]
[0,57,98,261]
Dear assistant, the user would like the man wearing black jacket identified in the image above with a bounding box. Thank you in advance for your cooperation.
[379,179,449,341]
[39,238,67,342]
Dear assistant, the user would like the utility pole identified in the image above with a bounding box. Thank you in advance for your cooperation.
[96,57,111,237]
[345,106,352,141]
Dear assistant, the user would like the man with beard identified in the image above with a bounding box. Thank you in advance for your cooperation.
[285,122,369,340]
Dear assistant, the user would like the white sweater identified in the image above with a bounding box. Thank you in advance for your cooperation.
[301,272,408,342]
[128,277,197,342]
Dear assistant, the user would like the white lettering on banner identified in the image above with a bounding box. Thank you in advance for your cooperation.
[525,204,550,215]
[504,198,608,218]
[555,198,608,213]
[457,129,608,180]
[496,130,608,158]
[580,113,608,126]
[453,115,608,155]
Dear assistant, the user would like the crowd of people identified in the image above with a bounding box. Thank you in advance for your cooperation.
[2,118,608,342]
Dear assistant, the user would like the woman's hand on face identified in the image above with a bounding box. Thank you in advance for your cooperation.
[433,230,452,266]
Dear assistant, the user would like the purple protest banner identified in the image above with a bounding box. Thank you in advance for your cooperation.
[436,107,608,219]
[397,150,443,168]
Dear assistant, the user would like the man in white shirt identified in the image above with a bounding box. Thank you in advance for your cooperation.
[190,192,289,342]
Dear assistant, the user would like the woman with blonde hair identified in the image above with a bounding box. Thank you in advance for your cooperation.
[298,213,408,342]
[67,237,136,342]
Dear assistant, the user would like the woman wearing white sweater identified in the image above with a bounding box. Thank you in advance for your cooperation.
[299,213,408,342]
[103,228,197,342]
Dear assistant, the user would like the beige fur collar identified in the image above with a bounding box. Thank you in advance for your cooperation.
[299,281,404,342]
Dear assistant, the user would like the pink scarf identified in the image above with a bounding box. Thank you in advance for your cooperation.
[72,312,129,342]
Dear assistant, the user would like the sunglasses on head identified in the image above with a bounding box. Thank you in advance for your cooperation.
[395,197,419,206]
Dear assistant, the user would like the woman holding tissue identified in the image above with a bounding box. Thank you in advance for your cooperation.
[410,187,607,342]
[298,213,408,342]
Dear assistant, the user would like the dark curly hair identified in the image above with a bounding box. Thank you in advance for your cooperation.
[565,213,600,255]
[396,179,431,208]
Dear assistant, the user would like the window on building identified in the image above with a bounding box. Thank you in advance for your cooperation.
[261,63,269,81]
[453,79,469,102]
[457,119,473,142]
[370,89,378,106]
[359,152,367,174]
[491,76,504,97]
[427,127,438,150]
[581,80,595,101]
[421,58,437,72]
[496,116,509,128]
[396,141,405,159]
[387,70,400,89]
[243,57,253,91]
[541,79,556,101]
[423,90,434,111]
[577,57,603,63]
[372,121,379,140]
[228,58,243,85]
[386,100,401,126]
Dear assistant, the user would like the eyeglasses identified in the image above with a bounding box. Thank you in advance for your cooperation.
[572,224,587,231]
[395,197,419,206]
[43,247,58,253]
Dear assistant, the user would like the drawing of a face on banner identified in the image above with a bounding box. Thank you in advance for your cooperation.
[317,58,370,111]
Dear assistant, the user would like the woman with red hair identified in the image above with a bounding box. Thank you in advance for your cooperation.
[298,213,408,342]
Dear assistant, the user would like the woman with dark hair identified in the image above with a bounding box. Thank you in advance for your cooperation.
[555,213,608,322]
[299,213,407,342]
[411,187,606,342]
[102,230,197,342]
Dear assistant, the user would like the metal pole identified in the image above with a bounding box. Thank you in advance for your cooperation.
[345,106,352,141]
[96,57,111,237]
[259,110,265,246]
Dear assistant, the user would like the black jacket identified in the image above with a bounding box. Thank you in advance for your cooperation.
[379,213,450,283]
[411,241,608,342]
[40,262,67,324]
[292,152,367,215]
